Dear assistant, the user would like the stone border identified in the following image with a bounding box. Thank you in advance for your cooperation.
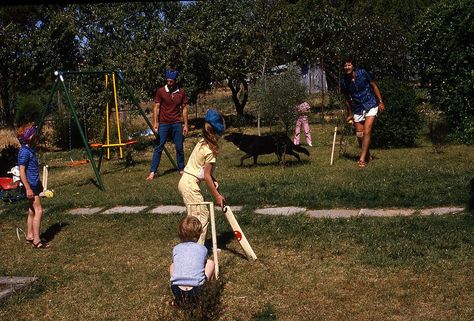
[0,276,38,301]
[102,206,148,214]
[62,205,465,218]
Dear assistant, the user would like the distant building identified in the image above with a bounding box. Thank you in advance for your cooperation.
[271,60,328,94]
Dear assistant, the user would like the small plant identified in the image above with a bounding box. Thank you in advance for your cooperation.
[176,278,225,321]
[252,303,277,321]
[428,119,449,153]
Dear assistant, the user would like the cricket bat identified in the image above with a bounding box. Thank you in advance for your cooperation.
[42,165,48,191]
[223,206,257,261]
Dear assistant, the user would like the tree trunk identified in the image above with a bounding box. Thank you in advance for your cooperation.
[228,76,248,116]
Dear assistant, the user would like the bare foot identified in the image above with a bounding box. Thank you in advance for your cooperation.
[146,172,155,180]
[179,171,184,176]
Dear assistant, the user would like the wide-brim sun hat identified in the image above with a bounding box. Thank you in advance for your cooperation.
[204,108,225,136]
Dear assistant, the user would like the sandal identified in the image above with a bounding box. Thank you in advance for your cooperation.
[32,241,50,249]
[26,238,34,244]
[358,160,367,168]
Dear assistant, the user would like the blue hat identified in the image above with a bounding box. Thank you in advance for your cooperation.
[165,70,179,80]
[204,108,225,136]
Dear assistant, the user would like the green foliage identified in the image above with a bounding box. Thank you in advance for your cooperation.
[428,118,450,153]
[14,94,43,126]
[255,65,308,133]
[372,78,422,148]
[0,145,19,176]
[252,303,277,321]
[415,0,474,144]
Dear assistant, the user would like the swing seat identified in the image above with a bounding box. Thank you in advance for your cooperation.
[125,140,137,146]
[65,160,90,166]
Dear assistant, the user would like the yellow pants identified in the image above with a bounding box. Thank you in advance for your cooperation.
[178,173,209,244]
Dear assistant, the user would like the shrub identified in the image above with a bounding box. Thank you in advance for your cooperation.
[372,78,422,148]
[428,119,449,153]
[254,65,308,134]
[415,0,474,144]
[0,145,19,176]
[14,95,43,126]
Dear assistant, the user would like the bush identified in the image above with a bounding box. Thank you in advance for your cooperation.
[415,0,474,144]
[0,145,19,176]
[372,78,422,148]
[14,95,43,126]
[254,65,308,134]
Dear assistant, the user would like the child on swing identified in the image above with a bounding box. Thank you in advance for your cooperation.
[17,123,49,249]
[178,108,225,245]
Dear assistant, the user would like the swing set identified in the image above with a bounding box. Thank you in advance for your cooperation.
[38,69,177,191]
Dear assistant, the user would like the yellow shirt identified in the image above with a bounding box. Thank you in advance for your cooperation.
[183,139,216,180]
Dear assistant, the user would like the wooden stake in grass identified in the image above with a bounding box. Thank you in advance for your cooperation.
[330,126,337,165]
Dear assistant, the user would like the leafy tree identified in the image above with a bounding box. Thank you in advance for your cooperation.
[254,65,308,134]
[182,0,286,115]
[415,0,474,143]
[283,0,415,85]
[0,6,80,127]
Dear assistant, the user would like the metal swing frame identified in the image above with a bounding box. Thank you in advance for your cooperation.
[38,69,177,191]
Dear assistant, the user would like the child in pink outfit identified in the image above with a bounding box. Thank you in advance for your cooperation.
[293,102,312,146]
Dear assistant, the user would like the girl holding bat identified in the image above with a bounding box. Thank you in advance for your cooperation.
[178,108,225,244]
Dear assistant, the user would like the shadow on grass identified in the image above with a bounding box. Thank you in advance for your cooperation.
[41,222,69,243]
[204,231,248,260]
[235,159,311,169]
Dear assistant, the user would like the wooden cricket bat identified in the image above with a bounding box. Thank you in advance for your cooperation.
[223,206,257,261]
[42,165,48,191]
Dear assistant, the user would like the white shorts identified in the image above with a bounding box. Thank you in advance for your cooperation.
[354,106,378,123]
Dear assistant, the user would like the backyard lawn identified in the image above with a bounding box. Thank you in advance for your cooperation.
[1,122,473,320]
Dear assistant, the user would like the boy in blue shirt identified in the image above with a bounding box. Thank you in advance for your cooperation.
[17,123,49,249]
[169,216,215,306]
[340,57,385,168]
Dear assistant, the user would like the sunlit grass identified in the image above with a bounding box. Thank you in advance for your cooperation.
[1,114,473,320]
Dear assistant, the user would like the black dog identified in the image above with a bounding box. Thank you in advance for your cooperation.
[224,132,310,166]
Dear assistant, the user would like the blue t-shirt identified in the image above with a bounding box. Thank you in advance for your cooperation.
[170,242,208,287]
[18,145,40,187]
[340,68,378,113]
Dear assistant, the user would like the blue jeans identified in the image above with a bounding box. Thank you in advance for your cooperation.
[150,123,185,173]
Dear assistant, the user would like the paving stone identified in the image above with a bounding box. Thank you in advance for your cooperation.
[307,209,359,218]
[419,207,465,216]
[359,208,414,217]
[217,206,243,212]
[0,276,38,301]
[255,207,306,216]
[69,207,104,215]
[149,205,186,214]
[102,206,148,214]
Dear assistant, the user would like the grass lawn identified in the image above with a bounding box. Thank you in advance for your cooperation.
[1,121,473,320]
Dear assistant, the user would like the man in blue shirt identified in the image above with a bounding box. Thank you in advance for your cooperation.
[340,58,385,168]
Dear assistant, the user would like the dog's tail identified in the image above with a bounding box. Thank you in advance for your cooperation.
[293,144,310,156]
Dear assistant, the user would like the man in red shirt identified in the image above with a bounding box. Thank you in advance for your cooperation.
[146,69,188,180]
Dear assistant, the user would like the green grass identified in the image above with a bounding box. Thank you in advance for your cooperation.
[29,122,474,210]
[0,210,473,320]
[1,121,473,320]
